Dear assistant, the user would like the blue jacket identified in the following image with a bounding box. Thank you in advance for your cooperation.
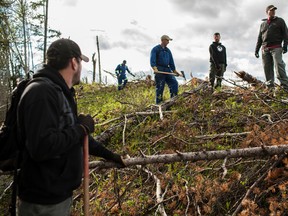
[150,44,176,72]
[115,64,131,76]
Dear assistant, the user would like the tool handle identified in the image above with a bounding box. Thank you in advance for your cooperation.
[83,135,89,216]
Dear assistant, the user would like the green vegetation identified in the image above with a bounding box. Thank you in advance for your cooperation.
[1,78,288,215]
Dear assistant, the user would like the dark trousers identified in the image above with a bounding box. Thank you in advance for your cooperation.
[155,73,178,104]
[117,75,128,90]
[209,63,226,88]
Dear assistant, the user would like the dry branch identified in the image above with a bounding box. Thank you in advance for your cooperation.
[194,131,251,140]
[231,154,286,216]
[96,111,175,126]
[234,71,264,87]
[89,145,288,169]
[95,82,208,144]
[156,80,209,112]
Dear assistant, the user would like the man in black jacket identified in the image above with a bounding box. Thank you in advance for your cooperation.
[255,5,288,91]
[209,32,227,90]
[17,38,125,216]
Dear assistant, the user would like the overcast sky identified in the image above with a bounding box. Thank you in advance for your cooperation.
[47,0,288,84]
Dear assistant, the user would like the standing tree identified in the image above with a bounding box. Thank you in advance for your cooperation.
[0,0,60,122]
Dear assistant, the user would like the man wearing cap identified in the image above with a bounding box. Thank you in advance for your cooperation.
[255,5,288,91]
[150,35,180,104]
[17,38,125,215]
[209,32,227,90]
[115,60,135,90]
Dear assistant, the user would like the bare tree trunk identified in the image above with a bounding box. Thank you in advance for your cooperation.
[96,36,101,84]
[43,0,49,64]
[89,145,288,169]
[92,53,96,83]
[20,0,28,75]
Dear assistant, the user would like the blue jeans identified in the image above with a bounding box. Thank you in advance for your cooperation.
[262,47,288,89]
[155,73,178,104]
[18,197,72,216]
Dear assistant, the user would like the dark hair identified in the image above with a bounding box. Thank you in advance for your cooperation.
[214,32,220,36]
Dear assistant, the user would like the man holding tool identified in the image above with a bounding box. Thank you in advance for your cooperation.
[150,35,182,104]
[115,60,135,90]
[17,38,125,216]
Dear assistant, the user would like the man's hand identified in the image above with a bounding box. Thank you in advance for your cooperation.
[112,153,126,168]
[78,114,95,134]
[255,52,259,58]
[152,66,158,73]
[173,70,181,77]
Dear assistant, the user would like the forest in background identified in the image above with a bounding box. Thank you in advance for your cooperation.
[0,0,60,122]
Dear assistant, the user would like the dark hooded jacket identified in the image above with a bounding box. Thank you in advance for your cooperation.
[255,16,288,53]
[17,65,118,204]
[209,42,227,67]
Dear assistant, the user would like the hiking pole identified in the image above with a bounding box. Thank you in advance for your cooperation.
[83,135,89,215]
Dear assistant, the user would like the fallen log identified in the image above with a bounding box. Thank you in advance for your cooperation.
[90,144,288,169]
[234,71,264,87]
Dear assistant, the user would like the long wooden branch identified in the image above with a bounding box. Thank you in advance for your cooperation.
[194,131,251,139]
[89,145,288,169]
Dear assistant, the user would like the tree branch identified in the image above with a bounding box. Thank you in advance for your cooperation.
[89,145,288,169]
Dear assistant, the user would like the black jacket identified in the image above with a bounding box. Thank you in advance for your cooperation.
[255,16,288,53]
[17,65,118,204]
[209,42,227,67]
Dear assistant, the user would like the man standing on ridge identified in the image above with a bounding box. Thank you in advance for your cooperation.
[17,38,125,216]
[255,5,288,91]
[209,32,227,90]
[115,60,135,90]
[150,35,180,104]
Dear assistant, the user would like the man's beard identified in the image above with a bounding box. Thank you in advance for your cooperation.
[72,70,81,85]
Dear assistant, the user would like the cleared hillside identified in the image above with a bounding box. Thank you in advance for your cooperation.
[1,76,288,215]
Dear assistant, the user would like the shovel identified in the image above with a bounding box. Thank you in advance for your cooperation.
[83,135,89,215]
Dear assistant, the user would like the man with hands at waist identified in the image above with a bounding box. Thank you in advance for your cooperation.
[255,5,288,91]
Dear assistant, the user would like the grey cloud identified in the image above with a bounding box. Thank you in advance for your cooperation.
[169,0,240,18]
[122,28,151,42]
[97,36,112,50]
[175,56,209,78]
[109,28,154,55]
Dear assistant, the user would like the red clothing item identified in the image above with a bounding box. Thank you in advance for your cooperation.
[267,17,271,25]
